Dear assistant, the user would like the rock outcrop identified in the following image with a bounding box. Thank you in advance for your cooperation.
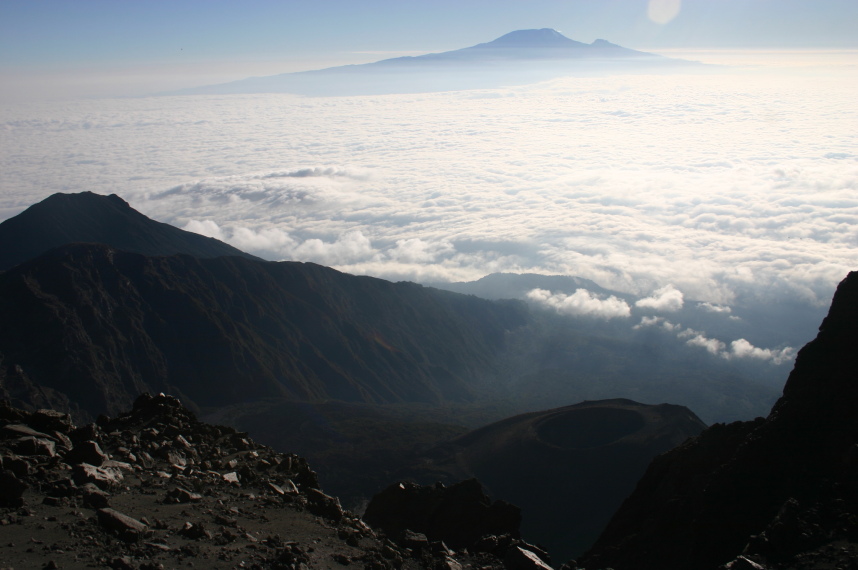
[364,478,522,551]
[578,272,858,570]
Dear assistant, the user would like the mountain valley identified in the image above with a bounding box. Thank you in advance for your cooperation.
[1,191,855,568]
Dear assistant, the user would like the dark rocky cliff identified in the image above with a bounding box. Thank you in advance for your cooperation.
[0,243,526,419]
[578,272,858,570]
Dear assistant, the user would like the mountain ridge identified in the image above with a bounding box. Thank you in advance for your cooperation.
[0,242,527,419]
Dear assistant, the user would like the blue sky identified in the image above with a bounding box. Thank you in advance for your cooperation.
[3,0,857,72]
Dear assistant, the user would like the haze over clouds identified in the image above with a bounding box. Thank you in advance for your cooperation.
[2,56,855,317]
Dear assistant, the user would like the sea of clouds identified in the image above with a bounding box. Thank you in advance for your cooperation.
[1,54,856,366]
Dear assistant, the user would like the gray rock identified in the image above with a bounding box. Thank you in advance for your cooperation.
[72,463,124,490]
[0,470,27,506]
[723,556,768,570]
[165,487,202,503]
[2,423,55,440]
[1,453,30,478]
[305,488,344,521]
[96,508,148,541]
[505,546,554,570]
[29,409,74,434]
[13,436,56,457]
[65,440,109,466]
[80,483,111,508]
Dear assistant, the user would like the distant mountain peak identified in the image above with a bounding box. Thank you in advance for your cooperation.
[475,28,587,49]
[168,28,693,97]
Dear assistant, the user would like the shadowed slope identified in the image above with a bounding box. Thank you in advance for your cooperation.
[406,399,706,561]
[0,243,527,419]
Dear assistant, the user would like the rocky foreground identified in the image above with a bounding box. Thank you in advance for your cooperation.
[0,393,550,570]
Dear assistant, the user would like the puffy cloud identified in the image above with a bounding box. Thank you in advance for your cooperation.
[183,219,224,241]
[679,329,726,355]
[292,230,378,265]
[387,238,454,263]
[633,316,680,331]
[728,339,797,365]
[527,288,631,320]
[633,315,663,329]
[678,328,795,364]
[697,302,732,314]
[635,284,684,312]
[229,226,298,257]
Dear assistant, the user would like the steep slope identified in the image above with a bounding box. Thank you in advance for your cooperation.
[0,191,260,271]
[578,272,858,570]
[401,399,706,562]
[0,243,527,419]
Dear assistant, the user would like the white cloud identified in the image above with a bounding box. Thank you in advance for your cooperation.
[679,329,726,355]
[229,226,298,257]
[635,284,684,312]
[698,302,732,314]
[1,57,856,322]
[678,328,795,364]
[728,339,797,365]
[292,230,378,265]
[387,238,454,263]
[183,219,224,241]
[527,288,631,320]
[633,315,663,329]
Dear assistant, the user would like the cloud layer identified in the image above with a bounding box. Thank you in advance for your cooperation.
[1,54,856,317]
[527,288,631,319]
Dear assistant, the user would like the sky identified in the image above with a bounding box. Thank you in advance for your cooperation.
[2,0,858,99]
[1,1,857,365]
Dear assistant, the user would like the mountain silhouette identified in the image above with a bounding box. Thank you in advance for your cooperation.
[0,192,784,428]
[169,29,699,96]
[404,399,706,561]
[0,191,259,271]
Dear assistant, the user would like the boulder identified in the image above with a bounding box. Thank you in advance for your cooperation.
[165,487,202,504]
[305,487,344,521]
[79,483,111,509]
[72,463,123,490]
[363,479,521,551]
[505,546,554,570]
[65,440,109,466]
[96,508,148,541]
[13,436,56,457]
[0,469,27,507]
[28,409,74,434]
